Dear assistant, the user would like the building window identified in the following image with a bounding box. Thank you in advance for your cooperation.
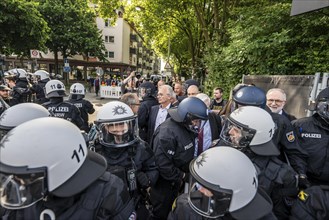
[108,51,114,58]
[105,35,114,43]
[104,19,111,27]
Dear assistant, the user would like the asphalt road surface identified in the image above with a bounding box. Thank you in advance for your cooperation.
[66,90,116,124]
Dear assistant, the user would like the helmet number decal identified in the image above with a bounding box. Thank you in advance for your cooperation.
[71,144,85,163]
[269,128,273,138]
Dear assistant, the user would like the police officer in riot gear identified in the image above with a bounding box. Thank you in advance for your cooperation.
[42,79,85,130]
[290,185,329,219]
[68,83,95,132]
[31,69,50,104]
[220,106,298,219]
[0,117,135,219]
[93,101,158,218]
[150,97,209,219]
[168,147,276,220]
[232,85,309,188]
[292,87,329,185]
[137,81,159,142]
[0,102,50,139]
[4,68,32,105]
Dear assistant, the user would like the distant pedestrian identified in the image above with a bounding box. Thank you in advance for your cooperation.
[209,87,227,114]
[94,76,100,96]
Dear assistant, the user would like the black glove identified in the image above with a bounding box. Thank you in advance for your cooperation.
[137,172,150,189]
[298,174,311,189]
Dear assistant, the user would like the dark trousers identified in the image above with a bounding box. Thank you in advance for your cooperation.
[149,176,182,220]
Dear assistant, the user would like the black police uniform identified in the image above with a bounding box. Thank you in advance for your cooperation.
[42,97,85,130]
[168,193,278,220]
[10,79,32,105]
[290,185,329,220]
[68,97,95,132]
[150,118,196,219]
[244,150,298,220]
[138,96,159,142]
[292,113,329,185]
[31,79,50,104]
[94,140,158,218]
[0,172,136,220]
[269,110,308,176]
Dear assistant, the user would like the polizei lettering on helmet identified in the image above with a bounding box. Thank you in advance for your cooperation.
[301,133,321,138]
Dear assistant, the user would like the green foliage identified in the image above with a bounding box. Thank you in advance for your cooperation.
[0,0,49,56]
[204,1,329,97]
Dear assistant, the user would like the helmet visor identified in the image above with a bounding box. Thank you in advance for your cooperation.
[317,100,329,121]
[220,118,256,148]
[98,118,138,147]
[188,178,233,218]
[0,169,46,209]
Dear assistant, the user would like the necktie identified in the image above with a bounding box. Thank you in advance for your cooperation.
[197,128,204,156]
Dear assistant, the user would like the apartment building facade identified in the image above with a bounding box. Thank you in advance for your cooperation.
[2,11,161,80]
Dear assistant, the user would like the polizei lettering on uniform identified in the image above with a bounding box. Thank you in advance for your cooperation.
[301,133,322,138]
[74,103,83,108]
[184,142,193,150]
[48,106,70,112]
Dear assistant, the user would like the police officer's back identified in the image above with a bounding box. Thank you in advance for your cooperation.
[68,83,95,132]
[31,70,50,104]
[42,79,84,130]
[137,82,159,142]
[0,118,135,220]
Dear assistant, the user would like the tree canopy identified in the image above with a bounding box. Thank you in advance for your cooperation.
[0,0,49,56]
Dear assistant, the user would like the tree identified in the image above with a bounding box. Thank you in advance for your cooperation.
[204,0,329,97]
[0,0,49,57]
[38,0,107,84]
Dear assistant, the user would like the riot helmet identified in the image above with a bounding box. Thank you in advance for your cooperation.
[70,83,85,100]
[95,101,138,147]
[168,97,208,132]
[0,117,107,209]
[0,103,50,139]
[4,68,28,80]
[233,85,266,108]
[315,87,329,123]
[34,70,50,81]
[188,147,272,219]
[220,106,279,156]
[137,82,156,99]
[44,79,66,98]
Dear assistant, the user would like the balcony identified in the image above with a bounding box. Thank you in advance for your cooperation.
[130,48,137,54]
[130,34,137,42]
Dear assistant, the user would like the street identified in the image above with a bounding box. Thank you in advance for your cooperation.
[65,90,116,124]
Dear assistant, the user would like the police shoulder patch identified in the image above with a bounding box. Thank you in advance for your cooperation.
[286,131,295,142]
[298,190,309,202]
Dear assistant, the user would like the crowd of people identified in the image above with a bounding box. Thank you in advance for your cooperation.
[0,68,328,220]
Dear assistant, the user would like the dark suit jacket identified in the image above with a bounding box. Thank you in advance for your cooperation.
[208,112,223,141]
[282,110,297,122]
[147,104,172,144]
